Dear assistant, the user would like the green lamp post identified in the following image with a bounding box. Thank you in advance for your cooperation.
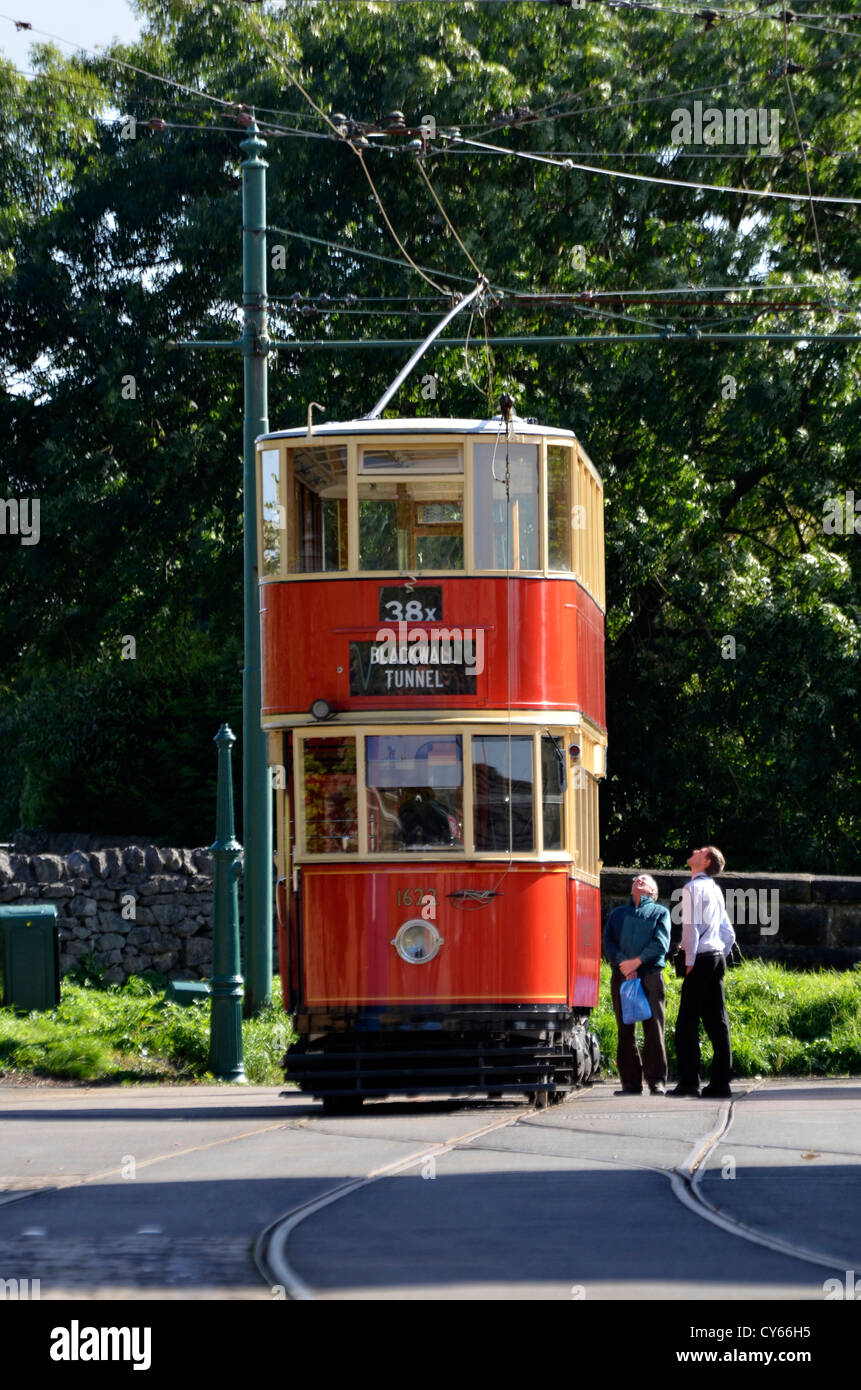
[209,723,247,1083]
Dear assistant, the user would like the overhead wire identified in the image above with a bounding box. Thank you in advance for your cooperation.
[4,7,856,343]
[452,133,861,205]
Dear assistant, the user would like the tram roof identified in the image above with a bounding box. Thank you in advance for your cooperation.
[258,416,579,442]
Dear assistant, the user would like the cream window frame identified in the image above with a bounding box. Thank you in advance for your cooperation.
[291,722,589,865]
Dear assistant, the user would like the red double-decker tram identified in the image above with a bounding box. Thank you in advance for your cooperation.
[256,414,607,1109]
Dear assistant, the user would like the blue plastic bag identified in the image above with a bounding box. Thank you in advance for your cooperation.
[620,976,652,1024]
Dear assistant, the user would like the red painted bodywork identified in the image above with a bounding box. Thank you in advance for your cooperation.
[261,577,605,728]
[283,865,600,1010]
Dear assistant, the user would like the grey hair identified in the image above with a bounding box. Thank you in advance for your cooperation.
[633,874,659,899]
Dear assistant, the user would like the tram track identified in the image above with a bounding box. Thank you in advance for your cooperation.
[1,1082,852,1297]
[254,1104,530,1299]
[255,1085,854,1299]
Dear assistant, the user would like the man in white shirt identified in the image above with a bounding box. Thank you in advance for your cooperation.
[670,845,736,1098]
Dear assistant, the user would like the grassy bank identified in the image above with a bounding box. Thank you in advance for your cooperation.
[593,959,861,1077]
[0,971,294,1085]
[1,960,859,1085]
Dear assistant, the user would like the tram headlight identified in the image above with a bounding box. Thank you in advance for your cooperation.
[309,698,333,721]
[391,919,444,964]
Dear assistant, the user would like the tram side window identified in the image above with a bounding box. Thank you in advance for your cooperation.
[302,737,358,854]
[287,446,348,574]
[572,766,600,877]
[541,735,566,850]
[547,445,573,573]
[472,735,535,851]
[366,734,463,852]
[260,448,282,576]
[358,479,464,572]
[473,443,539,571]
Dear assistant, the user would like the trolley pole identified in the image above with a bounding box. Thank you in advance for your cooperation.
[209,723,247,1083]
[240,122,273,1017]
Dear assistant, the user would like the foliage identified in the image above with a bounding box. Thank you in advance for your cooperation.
[0,972,293,1083]
[0,2,858,863]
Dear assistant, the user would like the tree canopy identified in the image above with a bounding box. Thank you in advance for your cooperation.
[0,0,858,868]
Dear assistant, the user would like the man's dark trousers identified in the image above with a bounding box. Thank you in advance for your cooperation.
[674,951,732,1089]
[610,968,667,1090]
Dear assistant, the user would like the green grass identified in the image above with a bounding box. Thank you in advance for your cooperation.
[0,971,294,1085]
[593,959,861,1078]
[1,960,859,1085]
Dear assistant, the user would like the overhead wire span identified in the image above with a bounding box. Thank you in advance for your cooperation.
[453,134,861,205]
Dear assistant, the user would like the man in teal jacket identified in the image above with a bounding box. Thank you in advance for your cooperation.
[603,873,671,1095]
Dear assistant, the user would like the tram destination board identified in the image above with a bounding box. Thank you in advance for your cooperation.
[349,632,478,697]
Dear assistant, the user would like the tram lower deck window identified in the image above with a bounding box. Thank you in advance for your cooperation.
[302,737,358,853]
[366,734,463,852]
[472,735,535,851]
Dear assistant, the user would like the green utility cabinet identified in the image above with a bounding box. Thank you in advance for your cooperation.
[0,903,61,1010]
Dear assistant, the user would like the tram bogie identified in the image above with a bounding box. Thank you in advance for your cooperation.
[257,416,607,1103]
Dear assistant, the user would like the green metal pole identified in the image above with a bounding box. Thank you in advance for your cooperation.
[240,121,273,1017]
[209,724,246,1083]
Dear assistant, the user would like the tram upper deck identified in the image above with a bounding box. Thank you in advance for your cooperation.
[256,417,605,728]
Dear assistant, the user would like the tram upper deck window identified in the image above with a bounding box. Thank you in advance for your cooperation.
[358,453,464,572]
[366,734,463,852]
[473,442,539,571]
[359,446,462,474]
[547,445,574,573]
[302,736,358,854]
[260,447,282,576]
[287,446,348,574]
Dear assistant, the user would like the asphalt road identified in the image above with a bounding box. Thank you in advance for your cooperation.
[0,1078,858,1301]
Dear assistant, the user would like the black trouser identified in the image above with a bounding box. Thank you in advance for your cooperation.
[610,968,667,1090]
[674,951,732,1089]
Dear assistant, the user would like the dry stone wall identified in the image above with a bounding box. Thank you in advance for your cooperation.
[0,846,221,984]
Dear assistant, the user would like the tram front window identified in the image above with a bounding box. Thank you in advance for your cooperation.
[473,442,539,571]
[366,735,463,852]
[359,479,464,572]
[473,735,535,851]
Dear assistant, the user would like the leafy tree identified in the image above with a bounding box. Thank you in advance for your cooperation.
[0,1,858,866]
